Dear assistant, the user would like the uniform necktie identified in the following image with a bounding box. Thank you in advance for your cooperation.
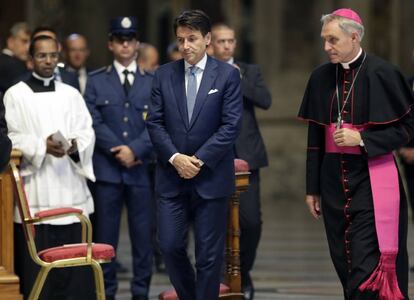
[123,69,134,95]
[187,66,198,121]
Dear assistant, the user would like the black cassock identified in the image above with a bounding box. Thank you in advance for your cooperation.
[298,51,414,299]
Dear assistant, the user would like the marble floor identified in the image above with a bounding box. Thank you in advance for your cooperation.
[113,194,414,300]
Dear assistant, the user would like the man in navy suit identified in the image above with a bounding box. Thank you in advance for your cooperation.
[84,17,153,300]
[211,23,272,300]
[147,10,242,300]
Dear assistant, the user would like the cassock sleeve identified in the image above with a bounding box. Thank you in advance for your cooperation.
[67,91,96,181]
[4,89,47,169]
[360,111,414,158]
[306,122,325,195]
[360,63,414,157]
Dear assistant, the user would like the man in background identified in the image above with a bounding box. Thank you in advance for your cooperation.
[28,26,80,90]
[0,22,30,94]
[211,23,272,300]
[85,17,154,300]
[137,43,159,74]
[64,33,90,95]
[166,42,181,61]
[5,35,95,300]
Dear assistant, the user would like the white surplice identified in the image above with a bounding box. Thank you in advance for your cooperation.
[4,80,95,225]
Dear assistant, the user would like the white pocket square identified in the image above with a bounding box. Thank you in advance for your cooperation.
[208,89,219,95]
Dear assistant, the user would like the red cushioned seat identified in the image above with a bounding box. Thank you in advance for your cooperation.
[38,243,115,263]
[159,283,230,300]
[234,158,249,172]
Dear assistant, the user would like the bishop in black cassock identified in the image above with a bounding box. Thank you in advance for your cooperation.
[298,8,414,300]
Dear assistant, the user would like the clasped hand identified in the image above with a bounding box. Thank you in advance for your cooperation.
[111,145,142,168]
[333,128,361,147]
[172,154,202,179]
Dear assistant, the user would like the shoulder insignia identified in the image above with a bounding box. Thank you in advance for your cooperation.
[88,66,110,76]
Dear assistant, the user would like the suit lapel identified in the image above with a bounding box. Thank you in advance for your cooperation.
[189,56,217,129]
[171,60,189,129]
[106,66,126,99]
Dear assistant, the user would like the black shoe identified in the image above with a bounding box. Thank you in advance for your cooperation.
[242,285,255,300]
[132,296,148,300]
[242,273,254,300]
[106,295,116,300]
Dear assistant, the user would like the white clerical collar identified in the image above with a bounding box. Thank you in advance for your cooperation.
[341,48,363,69]
[184,53,207,72]
[32,72,54,87]
[226,57,234,65]
[113,60,137,76]
[2,49,14,57]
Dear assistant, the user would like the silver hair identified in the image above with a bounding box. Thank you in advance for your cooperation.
[321,14,364,42]
[9,22,30,38]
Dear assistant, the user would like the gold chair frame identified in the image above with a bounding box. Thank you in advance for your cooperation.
[9,162,113,300]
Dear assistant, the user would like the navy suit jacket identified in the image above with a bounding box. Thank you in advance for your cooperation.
[0,53,27,94]
[147,56,242,199]
[234,61,272,170]
[85,65,153,185]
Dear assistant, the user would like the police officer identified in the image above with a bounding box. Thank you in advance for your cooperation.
[84,17,153,300]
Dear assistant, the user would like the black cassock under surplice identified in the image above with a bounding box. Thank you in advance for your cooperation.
[298,51,414,299]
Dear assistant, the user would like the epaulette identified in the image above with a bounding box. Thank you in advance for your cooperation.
[88,65,110,76]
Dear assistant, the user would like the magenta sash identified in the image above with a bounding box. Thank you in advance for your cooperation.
[325,124,404,299]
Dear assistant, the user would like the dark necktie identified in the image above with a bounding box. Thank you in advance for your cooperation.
[123,69,134,95]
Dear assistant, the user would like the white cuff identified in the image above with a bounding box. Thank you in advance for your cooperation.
[169,153,179,165]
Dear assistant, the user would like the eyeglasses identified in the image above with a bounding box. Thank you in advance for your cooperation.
[34,52,59,61]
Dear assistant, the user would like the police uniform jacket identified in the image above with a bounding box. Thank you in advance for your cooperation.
[85,65,153,185]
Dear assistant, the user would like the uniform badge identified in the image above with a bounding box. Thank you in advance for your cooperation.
[143,105,148,120]
[121,17,132,28]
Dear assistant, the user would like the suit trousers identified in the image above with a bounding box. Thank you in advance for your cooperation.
[93,181,153,297]
[239,169,262,288]
[158,187,228,300]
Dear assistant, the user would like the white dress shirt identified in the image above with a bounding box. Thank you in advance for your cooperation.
[113,59,137,85]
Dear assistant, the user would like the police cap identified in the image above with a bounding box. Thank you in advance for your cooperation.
[109,17,137,38]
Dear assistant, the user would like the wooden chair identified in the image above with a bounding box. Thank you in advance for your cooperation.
[9,162,115,300]
[159,159,250,300]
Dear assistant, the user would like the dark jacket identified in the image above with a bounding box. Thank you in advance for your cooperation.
[234,61,272,170]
